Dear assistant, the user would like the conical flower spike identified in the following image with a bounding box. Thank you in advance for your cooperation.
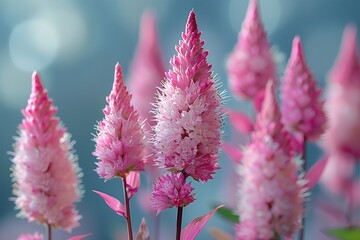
[323,25,360,158]
[236,81,304,239]
[227,0,276,100]
[153,10,222,182]
[128,10,165,126]
[11,73,82,231]
[93,63,145,180]
[281,36,326,140]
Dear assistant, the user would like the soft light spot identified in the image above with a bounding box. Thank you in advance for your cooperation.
[9,19,59,71]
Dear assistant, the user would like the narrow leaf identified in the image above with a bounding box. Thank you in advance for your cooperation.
[68,234,92,240]
[304,156,328,189]
[127,171,140,199]
[136,218,150,240]
[181,205,224,240]
[214,205,239,223]
[208,228,232,240]
[221,141,242,164]
[93,190,127,218]
[325,227,360,240]
[223,107,254,135]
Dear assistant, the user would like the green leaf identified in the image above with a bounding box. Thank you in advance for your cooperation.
[212,204,239,223]
[325,227,360,240]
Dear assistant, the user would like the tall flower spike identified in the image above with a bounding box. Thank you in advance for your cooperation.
[128,11,165,180]
[93,63,145,180]
[236,81,304,239]
[227,0,276,100]
[153,10,222,182]
[128,10,165,126]
[322,25,360,158]
[11,73,82,231]
[281,36,326,140]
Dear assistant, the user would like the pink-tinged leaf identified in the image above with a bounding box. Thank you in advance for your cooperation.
[304,156,329,189]
[68,234,92,240]
[93,190,127,218]
[221,141,242,164]
[208,228,233,240]
[127,171,140,199]
[136,218,150,240]
[223,107,254,135]
[181,205,224,240]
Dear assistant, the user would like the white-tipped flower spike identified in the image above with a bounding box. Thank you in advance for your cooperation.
[11,73,82,231]
[236,81,304,239]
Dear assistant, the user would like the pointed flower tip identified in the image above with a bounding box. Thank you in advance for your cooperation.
[186,9,198,34]
[31,71,44,93]
[246,0,259,21]
[114,63,124,84]
[260,80,280,121]
[291,35,304,60]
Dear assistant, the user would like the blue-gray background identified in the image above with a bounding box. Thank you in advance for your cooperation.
[0,0,359,239]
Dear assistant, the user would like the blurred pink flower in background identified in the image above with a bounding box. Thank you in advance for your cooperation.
[227,0,276,101]
[236,81,304,239]
[11,73,82,231]
[321,26,360,212]
[128,10,165,178]
[323,25,360,158]
[152,10,222,182]
[93,63,145,180]
[281,36,326,141]
[152,172,195,215]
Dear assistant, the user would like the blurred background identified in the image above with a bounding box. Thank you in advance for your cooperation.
[0,0,359,239]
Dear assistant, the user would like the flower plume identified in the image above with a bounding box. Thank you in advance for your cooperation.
[281,36,326,140]
[227,0,276,100]
[153,10,222,182]
[11,72,82,231]
[236,81,304,239]
[93,63,145,180]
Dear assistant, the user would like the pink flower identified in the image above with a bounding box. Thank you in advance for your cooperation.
[128,10,165,126]
[18,232,44,240]
[11,73,82,231]
[227,0,276,100]
[236,81,304,239]
[281,36,326,140]
[322,25,360,158]
[153,10,222,182]
[93,63,145,180]
[152,172,195,215]
[128,11,165,178]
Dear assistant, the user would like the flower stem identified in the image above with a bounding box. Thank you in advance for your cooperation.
[299,136,307,240]
[123,177,133,240]
[46,223,52,240]
[176,206,184,240]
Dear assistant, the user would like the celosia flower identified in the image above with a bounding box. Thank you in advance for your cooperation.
[93,63,145,180]
[18,232,44,240]
[152,172,195,215]
[322,25,360,158]
[153,10,222,182]
[11,72,82,231]
[227,0,276,100]
[128,11,165,180]
[128,10,165,126]
[281,36,326,140]
[236,81,303,239]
